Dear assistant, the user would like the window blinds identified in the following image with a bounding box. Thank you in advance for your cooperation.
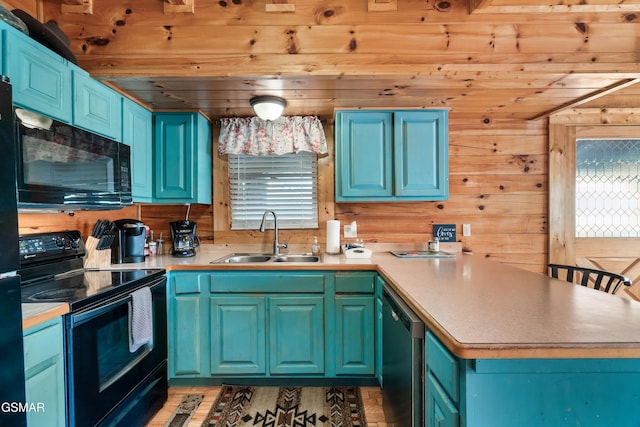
[229,153,319,230]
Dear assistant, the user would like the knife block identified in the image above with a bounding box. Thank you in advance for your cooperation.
[84,236,112,268]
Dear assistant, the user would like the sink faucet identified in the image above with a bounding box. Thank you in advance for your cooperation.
[259,210,287,255]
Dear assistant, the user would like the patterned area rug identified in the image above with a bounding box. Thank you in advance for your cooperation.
[166,394,205,427]
[201,386,366,427]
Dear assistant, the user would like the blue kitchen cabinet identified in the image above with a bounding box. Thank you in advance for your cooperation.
[73,70,122,141]
[334,272,376,376]
[168,270,382,381]
[167,273,210,378]
[375,277,384,385]
[4,23,72,123]
[23,317,66,427]
[270,296,325,375]
[123,98,153,202]
[425,331,460,427]
[210,296,266,375]
[209,271,326,377]
[425,330,640,426]
[335,110,448,202]
[153,112,212,204]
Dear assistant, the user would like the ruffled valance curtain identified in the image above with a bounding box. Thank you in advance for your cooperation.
[218,116,328,156]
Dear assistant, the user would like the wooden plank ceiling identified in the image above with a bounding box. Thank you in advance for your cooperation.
[40,0,640,121]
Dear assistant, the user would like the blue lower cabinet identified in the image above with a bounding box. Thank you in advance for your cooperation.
[23,317,66,427]
[335,296,375,375]
[269,296,324,375]
[168,273,209,378]
[426,373,459,427]
[210,296,266,375]
[425,330,640,427]
[168,270,380,380]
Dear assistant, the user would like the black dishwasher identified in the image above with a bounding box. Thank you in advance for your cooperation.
[382,284,425,427]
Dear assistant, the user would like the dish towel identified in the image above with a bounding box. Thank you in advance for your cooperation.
[128,286,153,353]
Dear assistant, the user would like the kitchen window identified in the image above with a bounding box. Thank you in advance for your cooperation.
[228,153,318,230]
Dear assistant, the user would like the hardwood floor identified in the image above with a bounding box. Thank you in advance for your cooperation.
[146,386,389,426]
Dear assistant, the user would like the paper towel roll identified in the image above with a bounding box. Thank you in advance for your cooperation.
[326,220,341,254]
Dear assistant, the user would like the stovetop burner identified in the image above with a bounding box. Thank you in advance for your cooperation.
[21,268,166,311]
[29,288,85,300]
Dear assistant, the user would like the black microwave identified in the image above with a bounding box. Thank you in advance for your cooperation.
[14,108,132,210]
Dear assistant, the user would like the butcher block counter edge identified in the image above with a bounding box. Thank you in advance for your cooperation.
[102,245,640,360]
[22,303,69,331]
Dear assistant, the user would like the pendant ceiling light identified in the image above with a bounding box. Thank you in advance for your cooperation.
[250,95,288,121]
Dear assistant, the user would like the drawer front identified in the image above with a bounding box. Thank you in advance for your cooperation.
[426,331,460,405]
[24,320,63,371]
[211,273,325,293]
[335,272,375,293]
[173,274,208,294]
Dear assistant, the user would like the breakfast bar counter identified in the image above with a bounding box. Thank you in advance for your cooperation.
[127,245,640,360]
[114,246,640,425]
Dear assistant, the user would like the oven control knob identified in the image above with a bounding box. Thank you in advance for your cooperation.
[55,237,66,248]
[70,239,80,249]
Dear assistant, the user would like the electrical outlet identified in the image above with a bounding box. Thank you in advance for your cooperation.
[462,223,471,236]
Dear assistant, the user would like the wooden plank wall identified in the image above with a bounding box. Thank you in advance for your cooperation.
[17,116,548,272]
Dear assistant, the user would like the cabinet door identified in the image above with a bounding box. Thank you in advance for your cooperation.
[394,111,448,199]
[154,113,194,201]
[210,296,266,374]
[335,296,375,375]
[375,277,384,384]
[123,99,153,202]
[426,373,460,427]
[5,32,72,122]
[336,111,393,200]
[168,274,208,378]
[73,71,122,140]
[23,318,66,427]
[269,296,324,375]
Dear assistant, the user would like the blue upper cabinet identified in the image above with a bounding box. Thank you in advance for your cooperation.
[3,24,72,123]
[73,70,122,141]
[153,112,212,204]
[336,109,449,202]
[123,98,153,202]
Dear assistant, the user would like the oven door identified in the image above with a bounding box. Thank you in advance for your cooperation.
[66,277,167,427]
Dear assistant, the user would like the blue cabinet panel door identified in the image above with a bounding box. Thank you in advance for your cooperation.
[394,111,448,198]
[338,112,393,198]
[210,296,266,375]
[269,296,325,375]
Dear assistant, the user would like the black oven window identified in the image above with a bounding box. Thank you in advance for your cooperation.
[96,303,152,390]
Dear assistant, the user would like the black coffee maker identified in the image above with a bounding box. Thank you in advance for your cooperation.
[112,219,147,263]
[170,220,200,257]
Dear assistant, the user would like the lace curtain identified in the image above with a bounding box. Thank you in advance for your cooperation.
[218,116,328,156]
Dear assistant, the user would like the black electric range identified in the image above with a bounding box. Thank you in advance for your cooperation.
[19,230,168,427]
[19,230,165,311]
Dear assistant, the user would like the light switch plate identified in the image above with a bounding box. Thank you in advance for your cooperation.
[463,223,471,236]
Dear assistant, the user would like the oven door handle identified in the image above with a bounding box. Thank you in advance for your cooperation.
[71,278,165,326]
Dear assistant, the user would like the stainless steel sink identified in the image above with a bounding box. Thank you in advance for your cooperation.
[218,254,273,263]
[272,255,320,263]
[211,253,320,264]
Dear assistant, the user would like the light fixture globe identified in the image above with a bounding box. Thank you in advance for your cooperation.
[250,95,287,121]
